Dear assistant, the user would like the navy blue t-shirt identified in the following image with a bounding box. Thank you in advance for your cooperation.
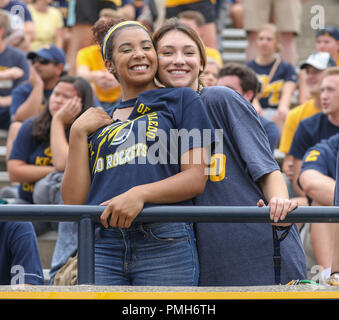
[194,86,306,286]
[0,221,44,285]
[300,133,339,180]
[9,117,53,203]
[3,1,32,21]
[0,45,29,129]
[247,59,297,109]
[259,115,279,152]
[10,82,53,118]
[289,112,339,160]
[86,87,215,206]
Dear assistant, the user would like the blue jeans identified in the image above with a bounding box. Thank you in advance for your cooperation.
[94,222,199,286]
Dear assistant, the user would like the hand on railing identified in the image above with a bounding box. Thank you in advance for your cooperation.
[257,198,298,227]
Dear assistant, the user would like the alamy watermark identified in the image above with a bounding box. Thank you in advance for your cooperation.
[10,264,25,289]
[93,125,224,176]
[8,5,25,30]
[310,5,325,30]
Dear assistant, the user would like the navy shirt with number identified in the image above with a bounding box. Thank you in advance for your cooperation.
[247,59,297,109]
[194,86,306,286]
[289,112,339,160]
[85,87,215,206]
[301,133,339,180]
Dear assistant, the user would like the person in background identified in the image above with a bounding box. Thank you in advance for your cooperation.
[217,62,279,153]
[66,0,135,76]
[165,0,218,50]
[177,10,222,68]
[247,23,297,136]
[7,75,92,237]
[76,13,122,111]
[30,76,94,284]
[201,57,219,87]
[28,0,64,51]
[299,133,339,282]
[5,44,65,162]
[279,52,335,203]
[0,9,29,131]
[0,221,44,285]
[0,0,35,45]
[298,26,339,104]
[243,0,305,66]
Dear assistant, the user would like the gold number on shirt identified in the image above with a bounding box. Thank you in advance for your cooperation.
[208,153,226,182]
[305,150,320,162]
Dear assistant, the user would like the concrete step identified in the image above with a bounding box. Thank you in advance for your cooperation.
[221,28,247,39]
[221,39,248,50]
[222,52,246,63]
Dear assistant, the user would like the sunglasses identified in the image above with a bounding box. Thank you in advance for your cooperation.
[31,56,59,65]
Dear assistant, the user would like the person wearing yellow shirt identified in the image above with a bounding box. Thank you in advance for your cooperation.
[279,52,336,202]
[76,43,121,110]
[28,0,64,51]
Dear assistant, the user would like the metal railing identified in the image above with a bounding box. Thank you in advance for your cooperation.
[1,204,339,285]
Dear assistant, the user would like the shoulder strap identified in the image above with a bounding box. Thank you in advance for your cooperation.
[257,56,281,99]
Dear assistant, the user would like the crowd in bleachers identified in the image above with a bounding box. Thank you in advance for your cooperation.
[1,0,339,287]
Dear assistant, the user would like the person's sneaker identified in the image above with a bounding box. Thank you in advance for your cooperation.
[326,273,339,286]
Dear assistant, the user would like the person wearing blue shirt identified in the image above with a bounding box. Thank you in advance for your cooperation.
[0,9,29,130]
[297,69,339,282]
[0,221,44,285]
[152,18,306,286]
[290,67,339,200]
[6,44,65,162]
[1,0,34,44]
[8,75,93,237]
[61,20,215,286]
[246,23,297,135]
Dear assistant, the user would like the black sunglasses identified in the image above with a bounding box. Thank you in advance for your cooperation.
[31,56,58,65]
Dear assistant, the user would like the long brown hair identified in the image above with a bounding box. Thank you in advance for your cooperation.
[152,18,207,86]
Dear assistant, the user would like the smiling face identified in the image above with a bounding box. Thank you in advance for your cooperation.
[49,82,78,116]
[106,26,158,97]
[156,30,203,91]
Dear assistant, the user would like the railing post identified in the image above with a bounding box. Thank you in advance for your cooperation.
[77,216,94,285]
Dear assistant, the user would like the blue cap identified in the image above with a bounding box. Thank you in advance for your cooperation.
[27,44,66,64]
[316,26,339,40]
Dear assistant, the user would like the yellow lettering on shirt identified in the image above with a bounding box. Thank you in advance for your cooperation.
[259,75,284,106]
[305,150,320,162]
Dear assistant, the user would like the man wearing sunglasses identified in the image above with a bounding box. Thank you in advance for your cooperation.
[5,44,65,162]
